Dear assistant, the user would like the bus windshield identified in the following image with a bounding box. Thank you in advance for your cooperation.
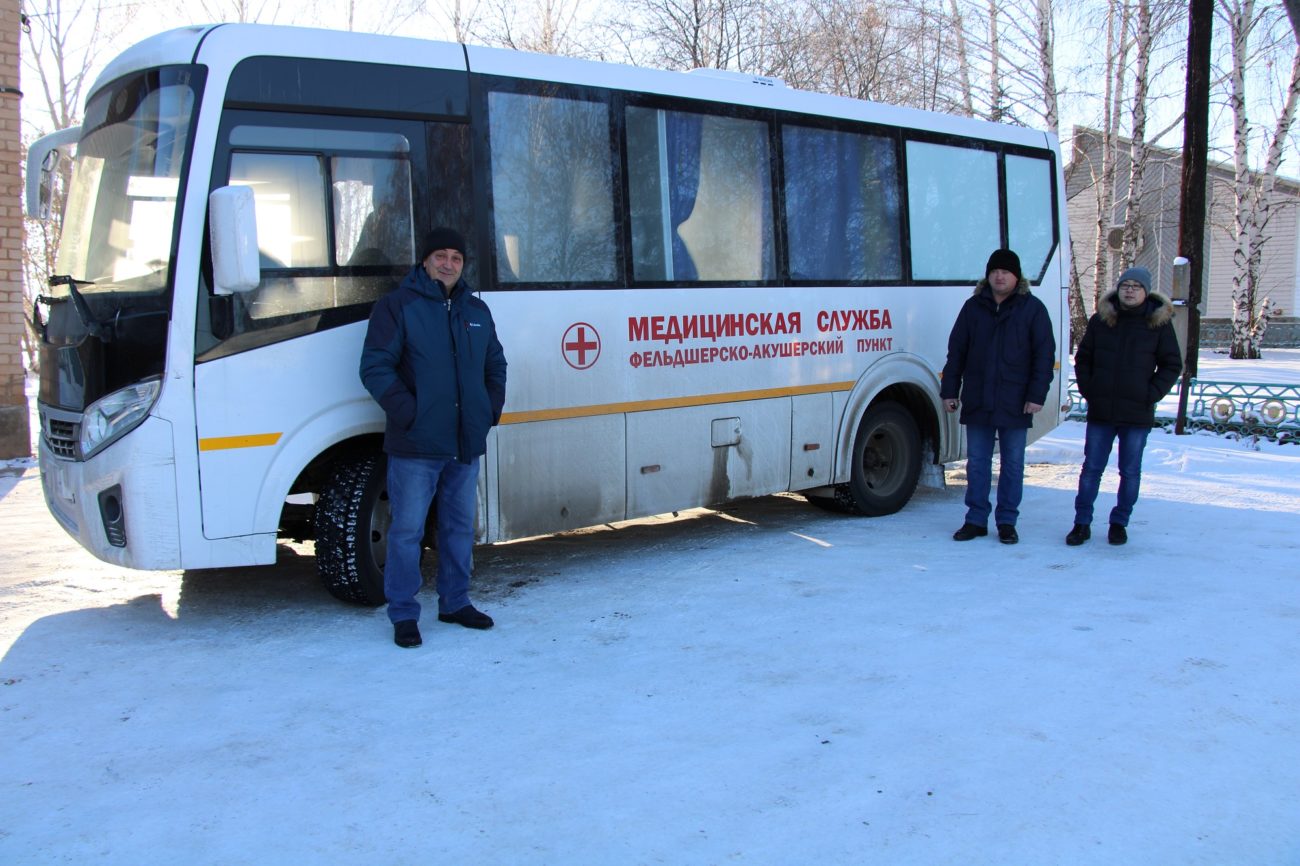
[55,67,200,300]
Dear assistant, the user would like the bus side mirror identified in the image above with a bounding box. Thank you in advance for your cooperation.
[25,126,82,220]
[209,185,261,295]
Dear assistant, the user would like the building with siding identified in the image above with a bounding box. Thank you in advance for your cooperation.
[1065,126,1300,348]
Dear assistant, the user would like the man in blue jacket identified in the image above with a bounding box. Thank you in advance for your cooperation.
[360,227,507,648]
[941,248,1055,545]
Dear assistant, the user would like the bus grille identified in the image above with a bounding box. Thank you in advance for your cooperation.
[45,418,79,459]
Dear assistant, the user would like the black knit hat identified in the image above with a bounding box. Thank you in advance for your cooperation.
[419,227,467,263]
[985,248,1022,278]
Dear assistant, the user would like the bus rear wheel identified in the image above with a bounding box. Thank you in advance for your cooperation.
[810,401,922,516]
[314,454,389,606]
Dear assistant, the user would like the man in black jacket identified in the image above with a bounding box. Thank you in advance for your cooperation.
[941,249,1056,545]
[1066,266,1182,546]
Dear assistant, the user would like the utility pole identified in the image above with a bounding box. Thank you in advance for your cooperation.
[1175,0,1213,435]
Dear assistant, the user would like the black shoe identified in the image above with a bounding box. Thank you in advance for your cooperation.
[438,605,495,630]
[1065,524,1091,546]
[393,620,422,648]
[952,523,988,541]
[997,524,1019,544]
[1108,524,1127,545]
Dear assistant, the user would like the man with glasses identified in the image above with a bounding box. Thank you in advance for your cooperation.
[1066,266,1182,546]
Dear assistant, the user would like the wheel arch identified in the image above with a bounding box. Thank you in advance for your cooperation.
[250,397,385,535]
[833,353,944,485]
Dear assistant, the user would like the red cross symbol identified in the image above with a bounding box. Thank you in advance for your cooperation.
[562,322,601,370]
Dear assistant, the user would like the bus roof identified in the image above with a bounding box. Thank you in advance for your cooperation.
[92,23,1055,152]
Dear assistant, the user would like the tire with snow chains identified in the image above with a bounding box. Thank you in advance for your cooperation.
[806,401,922,517]
[314,454,389,606]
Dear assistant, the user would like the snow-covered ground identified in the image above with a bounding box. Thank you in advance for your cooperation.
[1,352,1298,864]
[1193,346,1300,384]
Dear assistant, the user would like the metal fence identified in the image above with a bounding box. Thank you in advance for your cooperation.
[1066,379,1300,443]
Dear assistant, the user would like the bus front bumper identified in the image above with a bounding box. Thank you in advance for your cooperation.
[38,415,182,571]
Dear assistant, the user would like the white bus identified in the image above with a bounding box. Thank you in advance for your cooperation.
[28,23,1070,605]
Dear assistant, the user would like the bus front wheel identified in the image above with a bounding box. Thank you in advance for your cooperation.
[314,454,389,606]
[811,402,922,516]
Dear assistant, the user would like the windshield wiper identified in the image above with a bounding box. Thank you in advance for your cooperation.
[48,273,95,287]
[47,273,111,341]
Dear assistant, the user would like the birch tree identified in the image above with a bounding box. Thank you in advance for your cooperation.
[928,0,999,120]
[1118,0,1152,264]
[439,0,484,42]
[987,0,1006,121]
[194,0,281,22]
[901,2,968,113]
[616,0,771,71]
[941,0,1061,129]
[307,0,425,33]
[1221,0,1300,359]
[1035,0,1059,133]
[474,0,590,55]
[949,0,976,115]
[1088,0,1129,318]
[763,0,920,102]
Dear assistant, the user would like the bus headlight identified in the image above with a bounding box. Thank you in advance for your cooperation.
[80,378,162,459]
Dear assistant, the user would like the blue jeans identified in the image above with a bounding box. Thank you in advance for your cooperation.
[964,424,1028,527]
[1073,423,1150,527]
[384,455,479,624]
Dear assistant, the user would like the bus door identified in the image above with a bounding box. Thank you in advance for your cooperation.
[193,112,475,541]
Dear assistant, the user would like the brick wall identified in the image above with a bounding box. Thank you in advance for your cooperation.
[0,0,30,458]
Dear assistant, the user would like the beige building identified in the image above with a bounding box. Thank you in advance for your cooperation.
[1,0,28,458]
[1065,126,1300,346]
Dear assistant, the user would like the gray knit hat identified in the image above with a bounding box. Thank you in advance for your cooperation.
[1116,266,1152,293]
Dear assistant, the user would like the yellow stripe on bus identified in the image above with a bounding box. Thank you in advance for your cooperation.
[199,433,283,451]
[199,382,861,443]
[499,381,856,425]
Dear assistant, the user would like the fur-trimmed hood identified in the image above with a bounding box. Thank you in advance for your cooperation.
[972,276,1033,298]
[1097,289,1176,329]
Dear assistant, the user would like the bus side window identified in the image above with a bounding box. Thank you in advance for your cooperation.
[487,90,617,284]
[334,157,413,268]
[220,125,415,329]
[331,154,414,303]
[905,140,999,281]
[228,151,335,321]
[230,151,329,270]
[782,125,902,282]
[1005,154,1055,282]
[426,122,476,287]
[625,106,775,284]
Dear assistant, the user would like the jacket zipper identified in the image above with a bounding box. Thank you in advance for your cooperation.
[447,295,466,462]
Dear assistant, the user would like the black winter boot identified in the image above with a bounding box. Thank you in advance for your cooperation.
[393,620,422,648]
[1065,524,1091,546]
[438,605,495,630]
